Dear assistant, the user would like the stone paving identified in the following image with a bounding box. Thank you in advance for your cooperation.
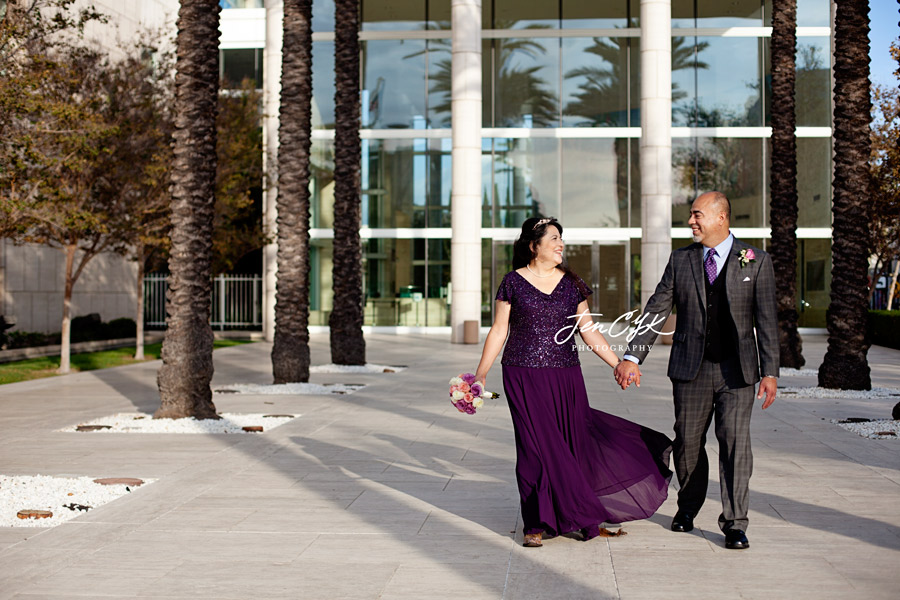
[0,333,898,599]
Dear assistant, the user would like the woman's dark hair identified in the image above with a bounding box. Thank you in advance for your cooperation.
[512,217,574,278]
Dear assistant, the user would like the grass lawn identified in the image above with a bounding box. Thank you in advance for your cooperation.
[0,339,253,386]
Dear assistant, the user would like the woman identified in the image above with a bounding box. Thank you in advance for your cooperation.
[474,217,672,547]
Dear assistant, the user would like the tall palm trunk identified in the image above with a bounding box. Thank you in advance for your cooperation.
[819,0,872,390]
[156,0,221,419]
[330,0,365,365]
[769,0,804,369]
[271,0,313,383]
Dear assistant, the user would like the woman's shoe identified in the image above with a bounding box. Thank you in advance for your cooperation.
[582,525,627,540]
[597,527,627,537]
[523,533,543,547]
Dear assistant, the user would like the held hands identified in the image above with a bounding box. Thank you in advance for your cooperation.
[757,376,777,409]
[613,360,641,390]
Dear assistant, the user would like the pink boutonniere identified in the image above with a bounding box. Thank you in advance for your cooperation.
[739,248,756,268]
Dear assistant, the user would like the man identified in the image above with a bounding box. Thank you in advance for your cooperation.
[614,191,778,550]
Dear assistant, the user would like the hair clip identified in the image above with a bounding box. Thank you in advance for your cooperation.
[532,218,552,230]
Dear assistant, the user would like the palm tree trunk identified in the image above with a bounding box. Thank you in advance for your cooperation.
[769,0,805,369]
[330,0,366,365]
[819,0,872,390]
[156,0,221,419]
[271,0,313,383]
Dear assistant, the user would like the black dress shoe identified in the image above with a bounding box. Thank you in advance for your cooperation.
[671,511,695,532]
[724,529,749,549]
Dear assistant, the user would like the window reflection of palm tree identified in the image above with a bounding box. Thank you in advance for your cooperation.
[423,24,558,128]
[668,36,778,209]
[675,135,760,202]
[795,43,830,125]
[671,37,712,125]
[674,105,764,210]
[365,76,384,127]
[414,26,559,225]
[492,160,550,227]
[562,37,706,218]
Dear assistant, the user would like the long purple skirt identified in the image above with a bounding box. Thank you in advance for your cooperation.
[502,364,672,537]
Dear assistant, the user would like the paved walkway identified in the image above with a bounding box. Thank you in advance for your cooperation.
[0,333,898,599]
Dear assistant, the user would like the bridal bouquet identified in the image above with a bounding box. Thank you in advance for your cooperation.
[449,372,499,415]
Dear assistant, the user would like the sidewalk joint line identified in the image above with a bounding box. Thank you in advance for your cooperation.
[375,565,401,599]
[415,510,432,535]
[344,490,367,509]
[501,511,520,600]
[607,538,622,600]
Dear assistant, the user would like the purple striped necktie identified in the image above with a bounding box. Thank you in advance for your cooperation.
[705,248,718,285]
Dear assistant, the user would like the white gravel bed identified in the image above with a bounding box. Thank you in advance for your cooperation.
[0,474,155,528]
[831,419,900,440]
[779,386,900,399]
[57,412,297,434]
[780,368,820,377]
[309,363,405,374]
[214,382,364,395]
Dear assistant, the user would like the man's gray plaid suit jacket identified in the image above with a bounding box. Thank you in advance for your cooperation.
[626,238,779,384]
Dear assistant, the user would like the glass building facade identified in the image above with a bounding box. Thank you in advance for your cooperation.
[220,0,834,330]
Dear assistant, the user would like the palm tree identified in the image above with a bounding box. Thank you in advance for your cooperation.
[330,0,365,365]
[565,37,708,226]
[818,0,872,390]
[563,37,706,126]
[563,38,630,127]
[271,0,313,383]
[155,0,221,419]
[769,0,805,369]
[492,36,558,127]
[426,26,559,128]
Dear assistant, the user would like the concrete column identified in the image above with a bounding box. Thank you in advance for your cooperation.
[639,0,672,308]
[262,0,283,342]
[449,0,482,343]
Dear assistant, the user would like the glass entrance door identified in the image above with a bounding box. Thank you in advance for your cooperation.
[565,242,628,323]
[491,240,628,324]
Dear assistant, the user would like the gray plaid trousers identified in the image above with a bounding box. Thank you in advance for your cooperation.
[672,357,754,532]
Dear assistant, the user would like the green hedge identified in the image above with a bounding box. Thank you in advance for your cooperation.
[70,314,103,343]
[869,310,900,350]
[71,314,136,343]
[6,331,61,349]
[2,314,137,350]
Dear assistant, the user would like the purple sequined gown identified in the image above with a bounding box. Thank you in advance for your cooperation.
[497,270,672,539]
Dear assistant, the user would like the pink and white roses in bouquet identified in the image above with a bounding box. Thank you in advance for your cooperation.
[449,372,499,415]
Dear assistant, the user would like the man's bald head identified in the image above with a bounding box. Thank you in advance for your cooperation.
[697,191,731,223]
[689,191,732,247]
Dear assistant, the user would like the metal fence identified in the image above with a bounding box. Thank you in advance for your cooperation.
[144,274,263,330]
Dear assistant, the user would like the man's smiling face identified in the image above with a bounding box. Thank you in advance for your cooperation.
[688,193,728,246]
